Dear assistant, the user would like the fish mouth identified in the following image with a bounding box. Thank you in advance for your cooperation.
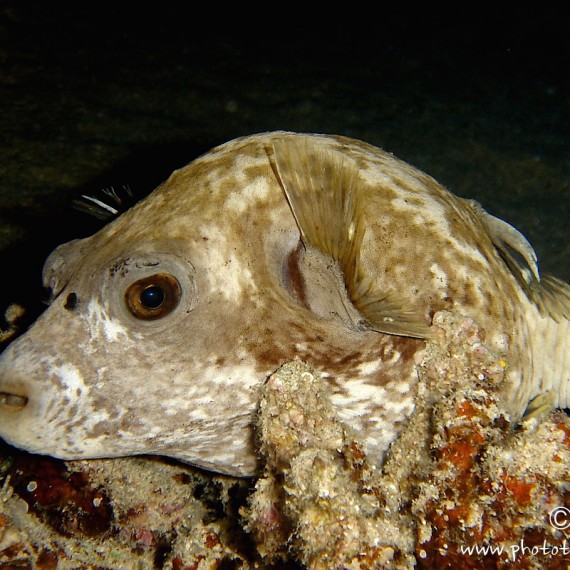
[0,391,28,410]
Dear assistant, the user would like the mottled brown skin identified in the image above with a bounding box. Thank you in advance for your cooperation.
[0,132,567,476]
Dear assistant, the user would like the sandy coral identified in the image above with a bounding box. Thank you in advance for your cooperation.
[243,359,416,569]
[0,454,253,568]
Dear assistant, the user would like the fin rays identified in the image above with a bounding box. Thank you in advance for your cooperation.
[534,274,570,322]
[269,137,430,339]
[470,200,540,288]
[470,200,570,322]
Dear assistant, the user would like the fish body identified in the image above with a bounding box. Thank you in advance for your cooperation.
[0,132,568,476]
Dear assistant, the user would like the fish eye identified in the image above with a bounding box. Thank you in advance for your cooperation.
[140,286,164,309]
[125,273,181,320]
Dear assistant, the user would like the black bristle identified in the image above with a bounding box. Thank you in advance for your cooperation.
[73,185,136,220]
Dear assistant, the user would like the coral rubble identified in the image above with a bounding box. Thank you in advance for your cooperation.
[0,452,254,568]
[0,304,25,345]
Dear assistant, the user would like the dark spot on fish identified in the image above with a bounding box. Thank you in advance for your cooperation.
[108,260,127,278]
[393,335,425,362]
[336,351,365,366]
[64,293,78,311]
[87,421,113,438]
[65,403,79,420]
[457,281,479,308]
[256,344,291,369]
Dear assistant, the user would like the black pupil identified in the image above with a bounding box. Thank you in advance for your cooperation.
[140,285,165,309]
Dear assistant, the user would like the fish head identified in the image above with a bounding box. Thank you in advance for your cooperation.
[1,133,427,476]
[0,145,289,477]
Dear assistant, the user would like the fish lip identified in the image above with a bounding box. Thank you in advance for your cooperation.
[0,391,28,410]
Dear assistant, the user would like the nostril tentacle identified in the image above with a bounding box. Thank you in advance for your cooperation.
[0,391,28,409]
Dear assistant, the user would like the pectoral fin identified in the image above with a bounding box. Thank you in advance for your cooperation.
[269,137,430,339]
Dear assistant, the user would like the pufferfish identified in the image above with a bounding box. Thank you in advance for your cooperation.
[0,132,568,477]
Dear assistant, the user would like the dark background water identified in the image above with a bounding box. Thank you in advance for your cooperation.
[0,3,568,323]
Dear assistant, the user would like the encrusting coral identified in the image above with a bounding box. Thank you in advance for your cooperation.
[244,311,570,569]
[2,310,570,568]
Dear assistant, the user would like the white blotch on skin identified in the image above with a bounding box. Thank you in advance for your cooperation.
[383,397,414,415]
[52,363,86,396]
[429,262,448,289]
[364,429,396,453]
[356,359,382,376]
[224,174,272,214]
[332,382,388,412]
[198,362,258,389]
[181,407,212,421]
[198,227,258,302]
[391,196,452,235]
[86,300,131,343]
[393,380,414,395]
